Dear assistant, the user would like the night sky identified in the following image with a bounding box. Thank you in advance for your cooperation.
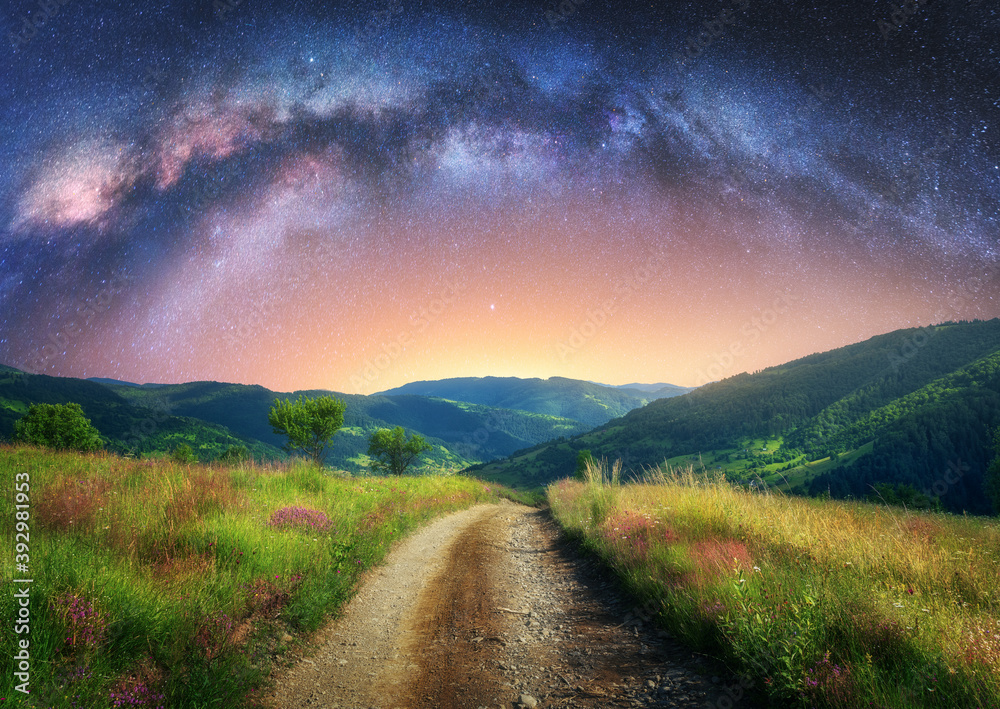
[1,0,998,394]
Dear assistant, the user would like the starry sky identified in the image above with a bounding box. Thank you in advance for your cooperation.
[1,0,998,394]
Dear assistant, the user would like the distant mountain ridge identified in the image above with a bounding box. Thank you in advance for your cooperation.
[15,320,1000,513]
[600,382,693,395]
[86,377,169,389]
[377,376,693,428]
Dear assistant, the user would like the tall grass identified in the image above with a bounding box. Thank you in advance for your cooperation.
[0,445,516,708]
[548,459,1000,708]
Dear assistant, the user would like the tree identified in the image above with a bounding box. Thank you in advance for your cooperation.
[170,442,197,464]
[268,395,346,467]
[13,402,103,452]
[218,444,250,465]
[367,426,432,476]
[574,449,594,481]
[986,426,1000,514]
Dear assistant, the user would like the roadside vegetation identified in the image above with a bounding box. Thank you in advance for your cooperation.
[0,445,520,708]
[548,459,1000,708]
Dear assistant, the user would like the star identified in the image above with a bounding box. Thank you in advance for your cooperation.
[0,0,996,392]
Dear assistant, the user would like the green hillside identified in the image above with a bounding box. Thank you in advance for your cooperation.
[0,369,590,474]
[377,376,692,428]
[0,367,280,461]
[90,379,591,473]
[479,320,1000,513]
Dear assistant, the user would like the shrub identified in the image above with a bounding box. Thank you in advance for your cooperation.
[218,444,250,464]
[170,443,196,464]
[14,402,103,451]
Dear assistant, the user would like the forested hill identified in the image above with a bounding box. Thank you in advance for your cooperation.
[0,366,281,461]
[0,368,589,472]
[610,320,1000,453]
[99,380,589,468]
[377,376,692,428]
[477,320,1000,513]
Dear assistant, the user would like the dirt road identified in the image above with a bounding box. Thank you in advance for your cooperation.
[264,502,762,709]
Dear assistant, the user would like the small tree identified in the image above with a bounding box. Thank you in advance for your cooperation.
[574,449,594,481]
[14,402,103,452]
[218,444,250,465]
[367,426,432,476]
[268,394,346,467]
[985,426,1000,514]
[170,442,197,464]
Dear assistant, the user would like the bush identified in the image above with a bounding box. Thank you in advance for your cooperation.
[170,443,196,464]
[14,402,103,452]
[218,445,249,465]
[574,449,595,481]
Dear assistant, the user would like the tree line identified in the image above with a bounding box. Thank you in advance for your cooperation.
[11,395,433,476]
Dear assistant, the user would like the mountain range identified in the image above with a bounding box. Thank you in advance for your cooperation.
[0,369,680,473]
[377,377,692,428]
[4,319,999,514]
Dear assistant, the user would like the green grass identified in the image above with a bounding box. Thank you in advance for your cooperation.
[0,398,29,414]
[0,445,519,708]
[548,460,1000,708]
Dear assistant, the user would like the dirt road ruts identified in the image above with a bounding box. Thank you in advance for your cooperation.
[263,502,765,709]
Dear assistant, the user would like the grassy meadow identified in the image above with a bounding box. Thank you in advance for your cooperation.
[548,461,1000,708]
[0,445,521,708]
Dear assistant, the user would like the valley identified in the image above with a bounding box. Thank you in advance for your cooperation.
[4,1,998,706]
[3,319,1000,513]
[0,371,667,475]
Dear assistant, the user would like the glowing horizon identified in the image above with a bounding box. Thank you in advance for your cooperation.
[2,2,997,395]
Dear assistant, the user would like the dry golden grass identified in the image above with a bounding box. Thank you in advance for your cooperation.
[549,461,1000,708]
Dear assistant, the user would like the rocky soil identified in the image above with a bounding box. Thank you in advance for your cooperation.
[262,502,765,709]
